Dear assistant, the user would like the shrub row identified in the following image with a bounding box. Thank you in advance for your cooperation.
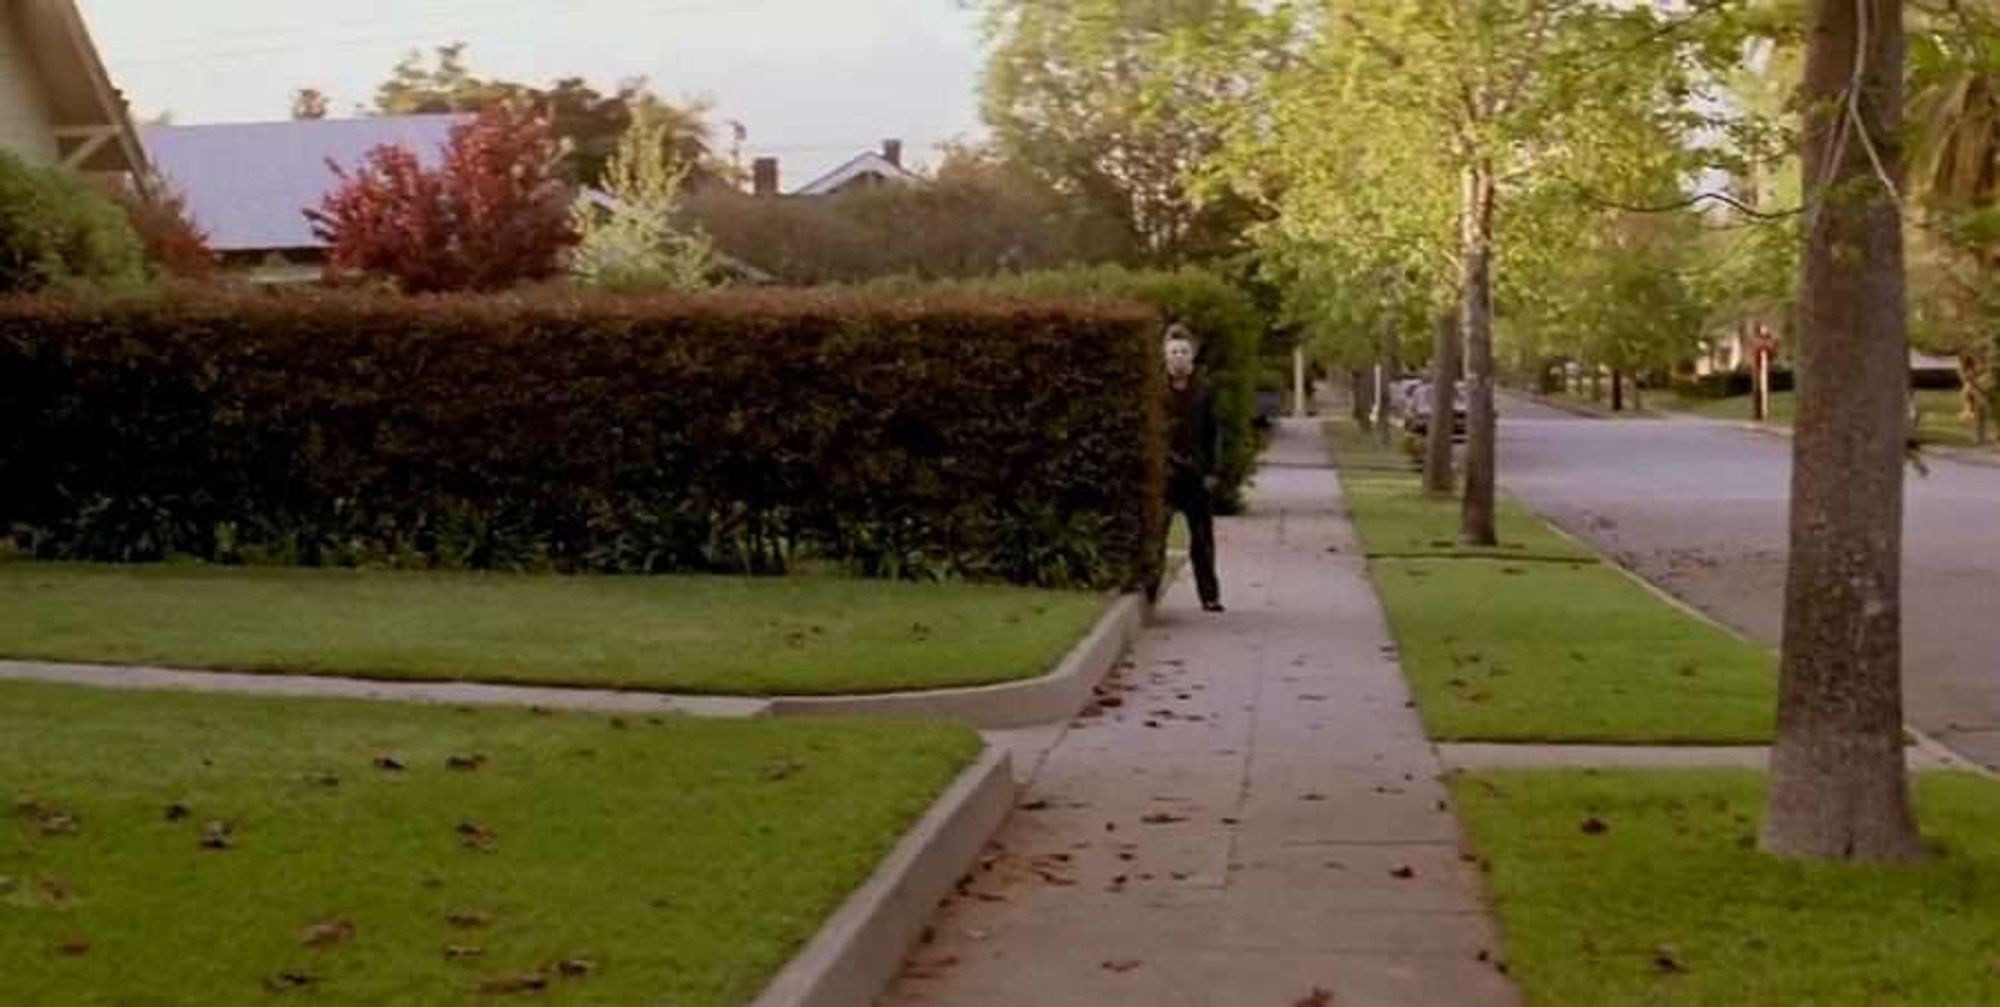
[858,266,1269,512]
[0,290,1166,590]
[0,151,146,294]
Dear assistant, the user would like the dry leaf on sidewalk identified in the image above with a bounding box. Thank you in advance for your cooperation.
[1293,988,1335,1006]
[1101,959,1142,973]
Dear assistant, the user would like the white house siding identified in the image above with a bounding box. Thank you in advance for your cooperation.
[0,5,56,163]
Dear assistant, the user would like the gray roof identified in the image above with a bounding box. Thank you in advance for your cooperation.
[140,115,467,253]
[792,150,920,197]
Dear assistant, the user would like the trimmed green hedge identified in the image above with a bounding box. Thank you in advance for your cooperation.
[858,266,1268,512]
[0,290,1166,590]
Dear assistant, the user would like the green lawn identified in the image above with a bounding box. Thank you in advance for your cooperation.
[1326,420,1776,743]
[0,563,1104,695]
[0,680,980,1006]
[1453,770,2000,1007]
[1327,421,1596,561]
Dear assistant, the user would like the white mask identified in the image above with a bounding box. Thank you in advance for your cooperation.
[1165,338,1196,379]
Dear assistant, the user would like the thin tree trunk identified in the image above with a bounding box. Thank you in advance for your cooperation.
[1423,308,1459,496]
[1590,366,1602,402]
[1377,327,1401,448]
[1611,369,1625,412]
[1460,159,1498,547]
[1351,369,1375,430]
[1762,0,1922,863]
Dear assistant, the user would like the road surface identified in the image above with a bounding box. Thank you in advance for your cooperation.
[1496,395,2000,768]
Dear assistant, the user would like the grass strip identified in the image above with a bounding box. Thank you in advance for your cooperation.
[1326,420,1775,743]
[0,563,1103,695]
[1452,769,2000,1007]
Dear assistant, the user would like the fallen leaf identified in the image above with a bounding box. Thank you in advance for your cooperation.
[477,972,551,995]
[445,945,485,960]
[163,802,192,822]
[34,875,72,906]
[1018,799,1050,812]
[1300,793,1328,802]
[763,757,806,782]
[53,937,91,958]
[446,754,489,772]
[1140,812,1188,825]
[1389,865,1417,880]
[1099,696,1126,708]
[448,910,497,929]
[17,802,79,836]
[372,755,407,772]
[263,972,319,993]
[1294,989,1335,1007]
[1581,817,1610,836]
[199,820,235,850]
[300,920,356,948]
[1652,945,1686,974]
[457,821,498,853]
[551,957,597,978]
[1101,959,1143,973]
[303,771,341,788]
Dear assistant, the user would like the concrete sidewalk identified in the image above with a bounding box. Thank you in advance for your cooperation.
[883,419,1518,1007]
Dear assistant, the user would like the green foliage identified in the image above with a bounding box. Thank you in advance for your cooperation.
[686,143,1132,284]
[569,111,717,292]
[370,42,727,189]
[0,290,1165,591]
[0,151,146,294]
[978,0,1267,263]
[861,265,1266,512]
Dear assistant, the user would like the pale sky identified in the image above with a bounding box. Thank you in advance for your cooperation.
[78,0,989,184]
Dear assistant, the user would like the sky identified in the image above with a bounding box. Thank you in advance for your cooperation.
[78,0,990,185]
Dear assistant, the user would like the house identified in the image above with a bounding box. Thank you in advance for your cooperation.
[141,114,464,282]
[0,0,147,182]
[749,139,920,198]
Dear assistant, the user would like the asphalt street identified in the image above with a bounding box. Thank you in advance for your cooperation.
[1495,395,2000,768]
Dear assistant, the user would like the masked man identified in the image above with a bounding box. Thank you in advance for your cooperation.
[1163,324,1224,613]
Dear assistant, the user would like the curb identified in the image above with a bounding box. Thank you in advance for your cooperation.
[1534,508,1993,776]
[0,660,772,717]
[767,593,1146,729]
[751,746,1016,1007]
[0,592,1148,729]
[1510,390,1654,420]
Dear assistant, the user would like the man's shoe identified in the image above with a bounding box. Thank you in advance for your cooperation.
[1201,600,1226,613]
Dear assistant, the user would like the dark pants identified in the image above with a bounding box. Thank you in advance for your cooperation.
[1167,474,1220,606]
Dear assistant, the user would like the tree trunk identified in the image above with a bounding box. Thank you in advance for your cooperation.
[1590,366,1602,402]
[1351,368,1374,430]
[1423,308,1459,496]
[1761,0,1922,863]
[1611,369,1625,412]
[1459,159,1498,546]
[1377,327,1401,448]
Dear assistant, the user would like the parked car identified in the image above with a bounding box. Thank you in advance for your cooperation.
[1402,379,1467,439]
[1255,389,1283,429]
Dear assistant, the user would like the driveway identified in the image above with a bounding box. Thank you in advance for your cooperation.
[1496,395,2000,768]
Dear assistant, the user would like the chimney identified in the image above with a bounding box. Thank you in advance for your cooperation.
[881,139,903,168]
[752,157,779,197]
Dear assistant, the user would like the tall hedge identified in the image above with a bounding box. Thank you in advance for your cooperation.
[860,266,1267,512]
[0,290,1165,590]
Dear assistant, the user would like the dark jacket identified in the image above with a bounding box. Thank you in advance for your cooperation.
[1165,377,1219,483]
